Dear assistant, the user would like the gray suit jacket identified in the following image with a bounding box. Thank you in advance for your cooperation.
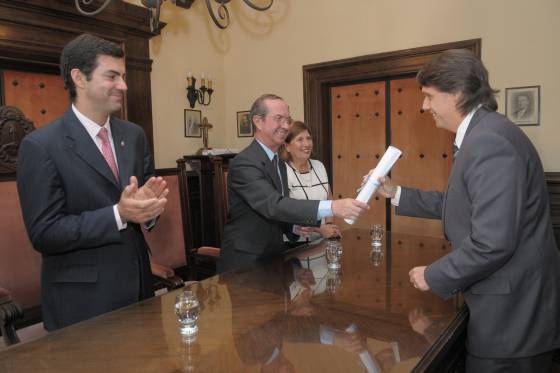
[397,107,560,358]
[17,109,155,330]
[218,140,319,272]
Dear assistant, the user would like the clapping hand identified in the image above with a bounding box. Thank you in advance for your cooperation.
[117,176,169,224]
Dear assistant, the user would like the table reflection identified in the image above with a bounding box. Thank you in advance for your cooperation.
[0,230,464,373]
[224,230,462,372]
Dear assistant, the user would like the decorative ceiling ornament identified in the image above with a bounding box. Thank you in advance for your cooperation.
[74,0,274,33]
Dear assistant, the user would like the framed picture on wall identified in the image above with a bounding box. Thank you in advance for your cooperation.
[184,109,202,137]
[237,110,253,137]
[505,86,540,126]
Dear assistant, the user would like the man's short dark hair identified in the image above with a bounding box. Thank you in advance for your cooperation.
[417,49,498,115]
[249,94,284,127]
[60,34,124,101]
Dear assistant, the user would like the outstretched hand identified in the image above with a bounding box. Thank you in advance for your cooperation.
[377,176,398,199]
[332,198,368,221]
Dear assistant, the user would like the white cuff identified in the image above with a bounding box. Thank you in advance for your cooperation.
[391,186,402,207]
[113,204,127,230]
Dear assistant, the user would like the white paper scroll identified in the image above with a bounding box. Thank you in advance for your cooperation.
[344,145,402,225]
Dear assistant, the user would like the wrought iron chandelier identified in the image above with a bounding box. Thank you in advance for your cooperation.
[74,0,274,33]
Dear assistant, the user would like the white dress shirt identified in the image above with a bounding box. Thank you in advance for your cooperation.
[71,105,126,230]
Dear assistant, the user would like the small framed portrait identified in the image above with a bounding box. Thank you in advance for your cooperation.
[237,110,253,137]
[184,109,202,137]
[505,86,540,126]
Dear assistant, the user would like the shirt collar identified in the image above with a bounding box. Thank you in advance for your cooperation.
[454,105,481,149]
[255,139,277,161]
[72,104,112,140]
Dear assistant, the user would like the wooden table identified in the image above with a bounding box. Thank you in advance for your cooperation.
[0,230,467,372]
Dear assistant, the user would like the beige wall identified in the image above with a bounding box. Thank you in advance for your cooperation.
[131,0,560,171]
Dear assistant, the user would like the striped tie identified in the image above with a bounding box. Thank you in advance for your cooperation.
[452,143,459,160]
[272,154,284,196]
[97,127,119,182]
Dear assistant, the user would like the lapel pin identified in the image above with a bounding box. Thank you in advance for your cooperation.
[121,141,125,146]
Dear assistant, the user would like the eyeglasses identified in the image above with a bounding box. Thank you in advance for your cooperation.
[269,114,293,125]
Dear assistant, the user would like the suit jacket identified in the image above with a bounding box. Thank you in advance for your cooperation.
[397,107,560,358]
[218,140,319,272]
[17,109,155,331]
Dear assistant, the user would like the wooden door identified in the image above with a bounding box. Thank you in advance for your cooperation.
[331,81,386,231]
[390,77,453,237]
[331,77,453,238]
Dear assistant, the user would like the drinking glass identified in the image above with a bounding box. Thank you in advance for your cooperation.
[370,224,385,247]
[325,240,343,270]
[326,268,342,294]
[175,290,200,337]
[370,248,384,267]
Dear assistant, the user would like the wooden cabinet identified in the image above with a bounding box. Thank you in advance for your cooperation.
[180,154,236,249]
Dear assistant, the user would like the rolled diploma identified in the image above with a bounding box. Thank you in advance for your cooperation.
[345,324,380,373]
[344,145,402,225]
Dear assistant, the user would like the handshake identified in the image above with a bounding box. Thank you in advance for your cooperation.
[334,145,401,223]
[117,176,169,224]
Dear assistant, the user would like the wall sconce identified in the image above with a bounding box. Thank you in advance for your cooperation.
[186,72,213,108]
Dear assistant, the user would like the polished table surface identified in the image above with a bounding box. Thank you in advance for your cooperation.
[0,230,466,372]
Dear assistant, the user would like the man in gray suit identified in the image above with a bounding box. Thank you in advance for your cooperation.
[218,94,367,272]
[17,34,168,330]
[376,50,560,372]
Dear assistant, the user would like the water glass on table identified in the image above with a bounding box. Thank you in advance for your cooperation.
[370,224,385,248]
[175,289,200,339]
[325,239,343,270]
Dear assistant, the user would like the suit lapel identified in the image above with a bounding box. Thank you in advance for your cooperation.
[249,140,283,194]
[61,109,121,191]
[442,106,492,239]
[110,119,132,188]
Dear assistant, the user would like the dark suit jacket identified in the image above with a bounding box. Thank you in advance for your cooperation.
[397,107,560,358]
[17,109,155,331]
[218,140,319,272]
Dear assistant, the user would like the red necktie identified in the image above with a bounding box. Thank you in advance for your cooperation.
[97,127,119,182]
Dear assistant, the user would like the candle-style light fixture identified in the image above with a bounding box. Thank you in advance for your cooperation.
[186,72,214,108]
[74,0,274,33]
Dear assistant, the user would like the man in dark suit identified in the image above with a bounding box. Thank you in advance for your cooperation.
[218,94,367,272]
[17,34,168,331]
[375,50,560,372]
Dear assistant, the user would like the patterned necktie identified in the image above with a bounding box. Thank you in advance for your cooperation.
[272,154,284,196]
[452,143,459,160]
[97,127,119,182]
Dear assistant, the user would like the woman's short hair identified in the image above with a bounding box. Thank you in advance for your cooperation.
[280,121,312,162]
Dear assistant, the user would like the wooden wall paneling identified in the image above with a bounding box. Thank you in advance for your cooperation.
[331,81,386,231]
[390,77,453,237]
[3,70,69,128]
